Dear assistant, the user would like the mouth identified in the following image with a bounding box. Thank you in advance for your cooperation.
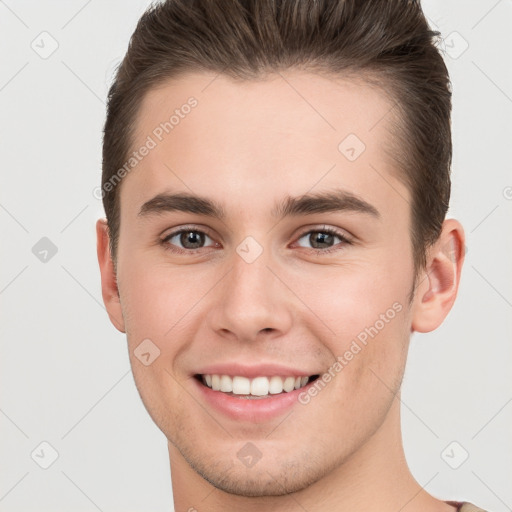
[194,373,320,399]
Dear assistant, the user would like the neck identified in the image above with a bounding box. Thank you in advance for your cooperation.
[168,396,455,512]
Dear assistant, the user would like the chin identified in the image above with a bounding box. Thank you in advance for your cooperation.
[179,444,331,497]
[200,467,315,497]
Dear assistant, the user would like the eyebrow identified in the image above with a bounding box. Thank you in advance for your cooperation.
[137,189,380,220]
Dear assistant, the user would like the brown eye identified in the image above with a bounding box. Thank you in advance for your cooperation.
[308,231,335,249]
[295,228,351,253]
[179,231,205,249]
[162,228,216,253]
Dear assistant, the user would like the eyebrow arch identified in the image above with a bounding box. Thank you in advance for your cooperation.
[137,189,380,220]
[273,189,380,219]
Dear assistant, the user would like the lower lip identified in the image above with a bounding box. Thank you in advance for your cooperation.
[192,377,316,423]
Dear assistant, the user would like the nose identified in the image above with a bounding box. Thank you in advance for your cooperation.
[207,247,294,343]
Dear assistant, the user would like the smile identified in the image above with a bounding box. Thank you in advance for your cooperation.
[195,374,320,399]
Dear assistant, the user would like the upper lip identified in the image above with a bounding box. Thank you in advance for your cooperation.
[194,363,320,379]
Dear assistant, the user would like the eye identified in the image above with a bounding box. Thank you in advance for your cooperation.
[161,227,217,253]
[160,225,352,255]
[295,226,352,254]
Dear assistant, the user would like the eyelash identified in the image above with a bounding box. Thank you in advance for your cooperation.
[160,225,352,255]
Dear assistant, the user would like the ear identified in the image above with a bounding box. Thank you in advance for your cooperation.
[411,218,465,333]
[96,218,126,333]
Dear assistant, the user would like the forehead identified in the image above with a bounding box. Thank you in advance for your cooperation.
[122,70,406,222]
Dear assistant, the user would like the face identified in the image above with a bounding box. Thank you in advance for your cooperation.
[107,70,419,495]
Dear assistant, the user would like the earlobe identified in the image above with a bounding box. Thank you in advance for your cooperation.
[96,218,126,333]
[411,219,465,333]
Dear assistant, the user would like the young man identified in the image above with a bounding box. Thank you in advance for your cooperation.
[96,1,483,510]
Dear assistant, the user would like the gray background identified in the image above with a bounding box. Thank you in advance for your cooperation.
[1,1,511,511]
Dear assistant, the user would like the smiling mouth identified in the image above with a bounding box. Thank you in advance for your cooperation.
[194,373,320,399]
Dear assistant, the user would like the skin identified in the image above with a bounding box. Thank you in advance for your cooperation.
[96,70,465,512]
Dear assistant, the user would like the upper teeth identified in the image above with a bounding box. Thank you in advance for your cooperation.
[202,374,310,396]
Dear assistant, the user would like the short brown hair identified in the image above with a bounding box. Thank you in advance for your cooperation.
[102,0,452,274]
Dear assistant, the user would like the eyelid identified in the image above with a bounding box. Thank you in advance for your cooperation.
[294,224,353,242]
[160,224,219,253]
[161,224,216,240]
[291,225,353,254]
[160,223,353,254]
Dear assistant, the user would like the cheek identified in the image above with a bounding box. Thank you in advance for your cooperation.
[129,359,192,442]
[288,256,411,340]
[311,311,409,440]
[119,262,214,399]
[291,260,411,397]
[119,260,212,341]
